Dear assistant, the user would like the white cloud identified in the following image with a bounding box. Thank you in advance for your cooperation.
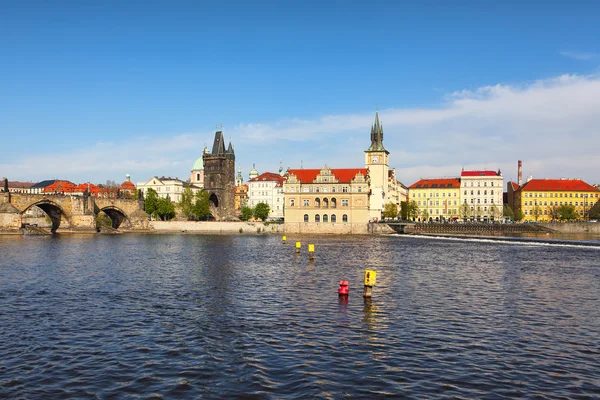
[560,51,599,61]
[2,73,600,188]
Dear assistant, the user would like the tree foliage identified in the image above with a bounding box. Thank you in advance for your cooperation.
[144,188,175,220]
[193,191,211,220]
[558,204,578,221]
[459,203,471,221]
[383,203,399,219]
[532,205,542,221]
[400,200,419,220]
[254,202,270,221]
[241,206,254,221]
[144,188,159,216]
[178,187,195,220]
[421,208,429,222]
[587,199,600,219]
[503,204,515,220]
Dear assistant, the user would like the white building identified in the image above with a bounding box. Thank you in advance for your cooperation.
[248,172,286,219]
[460,169,504,220]
[136,176,201,203]
[190,147,209,189]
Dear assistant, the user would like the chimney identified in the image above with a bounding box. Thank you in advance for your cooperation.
[518,160,522,186]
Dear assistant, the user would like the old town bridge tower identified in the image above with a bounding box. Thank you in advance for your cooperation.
[203,130,236,220]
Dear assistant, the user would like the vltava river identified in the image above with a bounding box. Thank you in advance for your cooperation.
[1,234,599,399]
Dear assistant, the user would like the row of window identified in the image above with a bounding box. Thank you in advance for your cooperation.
[523,192,598,198]
[290,198,350,207]
[303,214,348,223]
[463,198,496,204]
[414,192,458,198]
[524,201,588,207]
[464,190,495,196]
[418,200,459,206]
[462,181,498,187]
[287,186,359,193]
[524,209,586,216]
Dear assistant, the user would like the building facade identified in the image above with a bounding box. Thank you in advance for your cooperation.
[248,172,286,219]
[408,178,461,221]
[190,147,209,189]
[136,176,199,203]
[514,179,599,222]
[203,130,236,220]
[365,111,390,220]
[283,166,370,233]
[460,170,504,221]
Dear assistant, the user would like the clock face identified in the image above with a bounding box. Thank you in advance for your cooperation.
[371,156,379,164]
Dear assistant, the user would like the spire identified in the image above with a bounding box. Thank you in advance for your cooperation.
[227,141,234,154]
[211,130,226,155]
[366,110,387,153]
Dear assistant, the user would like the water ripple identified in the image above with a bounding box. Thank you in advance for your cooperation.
[1,234,599,398]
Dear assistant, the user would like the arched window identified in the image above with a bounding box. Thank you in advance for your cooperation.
[342,214,348,223]
[323,198,329,208]
[315,198,321,208]
[304,214,309,223]
[331,214,336,223]
[331,198,337,208]
[323,214,328,222]
[315,214,320,223]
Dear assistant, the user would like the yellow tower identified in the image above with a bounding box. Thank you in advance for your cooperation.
[365,111,389,220]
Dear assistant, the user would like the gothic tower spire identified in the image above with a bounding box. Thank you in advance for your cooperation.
[367,110,386,152]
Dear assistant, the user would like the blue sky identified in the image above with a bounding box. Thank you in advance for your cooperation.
[1,0,600,186]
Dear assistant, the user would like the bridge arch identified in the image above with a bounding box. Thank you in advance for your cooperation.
[98,206,131,229]
[21,200,71,233]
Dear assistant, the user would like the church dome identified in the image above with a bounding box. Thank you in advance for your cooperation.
[192,157,204,171]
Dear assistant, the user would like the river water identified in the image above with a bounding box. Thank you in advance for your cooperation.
[1,233,599,399]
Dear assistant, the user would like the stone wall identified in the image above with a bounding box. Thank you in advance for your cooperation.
[541,222,600,233]
[150,221,283,234]
[283,222,368,234]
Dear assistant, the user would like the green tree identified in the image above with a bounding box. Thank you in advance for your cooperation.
[532,205,542,221]
[156,197,176,220]
[241,206,254,221]
[475,206,483,221]
[421,208,429,222]
[96,210,112,229]
[178,187,195,220]
[254,202,270,221]
[547,205,560,221]
[588,199,600,219]
[383,202,399,219]
[459,203,470,221]
[193,191,211,220]
[489,204,499,221]
[503,204,515,221]
[558,204,578,221]
[145,188,159,217]
[515,209,524,222]
[401,200,419,220]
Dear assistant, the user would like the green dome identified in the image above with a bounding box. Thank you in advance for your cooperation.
[192,157,204,171]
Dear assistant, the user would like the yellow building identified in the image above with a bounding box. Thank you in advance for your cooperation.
[515,178,599,221]
[283,166,370,233]
[408,178,461,221]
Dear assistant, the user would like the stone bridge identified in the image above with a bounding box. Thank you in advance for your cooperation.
[0,192,149,233]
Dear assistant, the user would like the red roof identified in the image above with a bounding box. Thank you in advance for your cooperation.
[461,170,500,177]
[288,168,367,184]
[120,180,135,190]
[43,180,77,193]
[519,179,598,192]
[408,178,460,189]
[249,172,286,186]
[508,181,519,191]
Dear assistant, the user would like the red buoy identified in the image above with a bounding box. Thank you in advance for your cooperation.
[338,280,349,295]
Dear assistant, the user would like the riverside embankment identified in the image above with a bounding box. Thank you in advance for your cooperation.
[149,220,284,234]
